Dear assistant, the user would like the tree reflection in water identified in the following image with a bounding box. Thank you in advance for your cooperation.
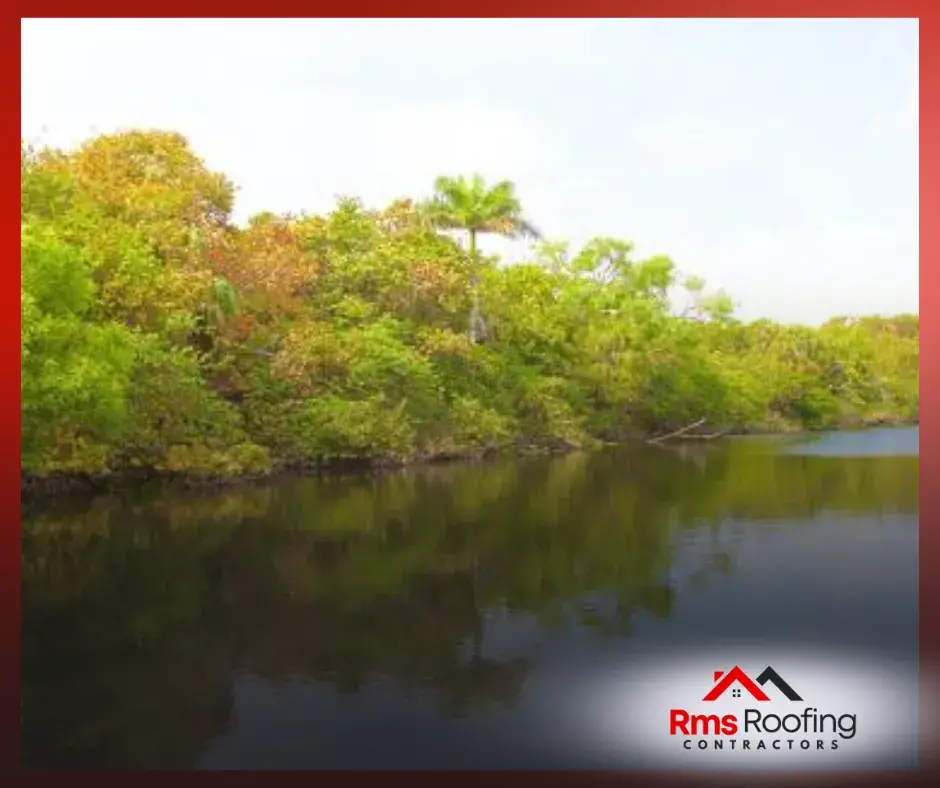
[22,437,918,768]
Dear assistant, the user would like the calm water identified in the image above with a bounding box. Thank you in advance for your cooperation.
[21,428,919,770]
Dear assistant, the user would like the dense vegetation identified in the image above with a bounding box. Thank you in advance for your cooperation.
[21,130,919,483]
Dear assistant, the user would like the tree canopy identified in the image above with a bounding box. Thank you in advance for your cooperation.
[20,130,919,482]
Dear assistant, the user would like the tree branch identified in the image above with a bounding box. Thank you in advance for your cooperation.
[646,417,708,444]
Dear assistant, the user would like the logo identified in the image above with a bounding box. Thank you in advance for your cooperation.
[703,666,803,702]
[669,665,857,754]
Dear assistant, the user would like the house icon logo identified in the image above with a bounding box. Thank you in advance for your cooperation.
[669,664,856,752]
[703,666,803,702]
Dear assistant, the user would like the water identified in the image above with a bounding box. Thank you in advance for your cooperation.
[21,427,919,770]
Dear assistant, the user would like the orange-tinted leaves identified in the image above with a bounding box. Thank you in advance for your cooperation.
[208,218,320,318]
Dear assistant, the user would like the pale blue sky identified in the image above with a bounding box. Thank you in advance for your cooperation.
[21,18,918,324]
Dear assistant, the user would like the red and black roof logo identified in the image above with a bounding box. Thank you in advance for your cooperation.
[703,666,803,702]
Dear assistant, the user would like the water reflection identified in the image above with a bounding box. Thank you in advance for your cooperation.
[21,429,919,769]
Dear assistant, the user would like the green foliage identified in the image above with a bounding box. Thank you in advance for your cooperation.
[21,220,139,472]
[160,441,272,478]
[285,395,416,460]
[20,130,919,480]
[22,221,96,317]
[423,174,541,342]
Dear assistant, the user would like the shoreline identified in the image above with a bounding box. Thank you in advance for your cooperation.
[20,416,917,503]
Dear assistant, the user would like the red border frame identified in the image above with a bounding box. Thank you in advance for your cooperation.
[7,5,934,781]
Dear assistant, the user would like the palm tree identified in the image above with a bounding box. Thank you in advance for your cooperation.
[423,174,540,343]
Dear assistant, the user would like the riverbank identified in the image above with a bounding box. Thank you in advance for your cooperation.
[20,440,568,500]
[20,413,917,501]
[22,133,918,500]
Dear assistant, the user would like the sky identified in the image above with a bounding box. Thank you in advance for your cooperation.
[21,18,918,324]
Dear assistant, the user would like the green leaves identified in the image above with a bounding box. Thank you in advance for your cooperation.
[21,221,96,318]
[20,314,138,472]
[19,134,919,480]
[21,218,138,471]
[424,174,540,240]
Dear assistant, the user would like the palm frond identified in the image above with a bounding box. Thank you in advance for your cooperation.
[426,173,538,239]
[512,217,542,241]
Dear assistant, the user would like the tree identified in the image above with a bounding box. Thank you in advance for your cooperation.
[19,129,919,482]
[423,175,540,343]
